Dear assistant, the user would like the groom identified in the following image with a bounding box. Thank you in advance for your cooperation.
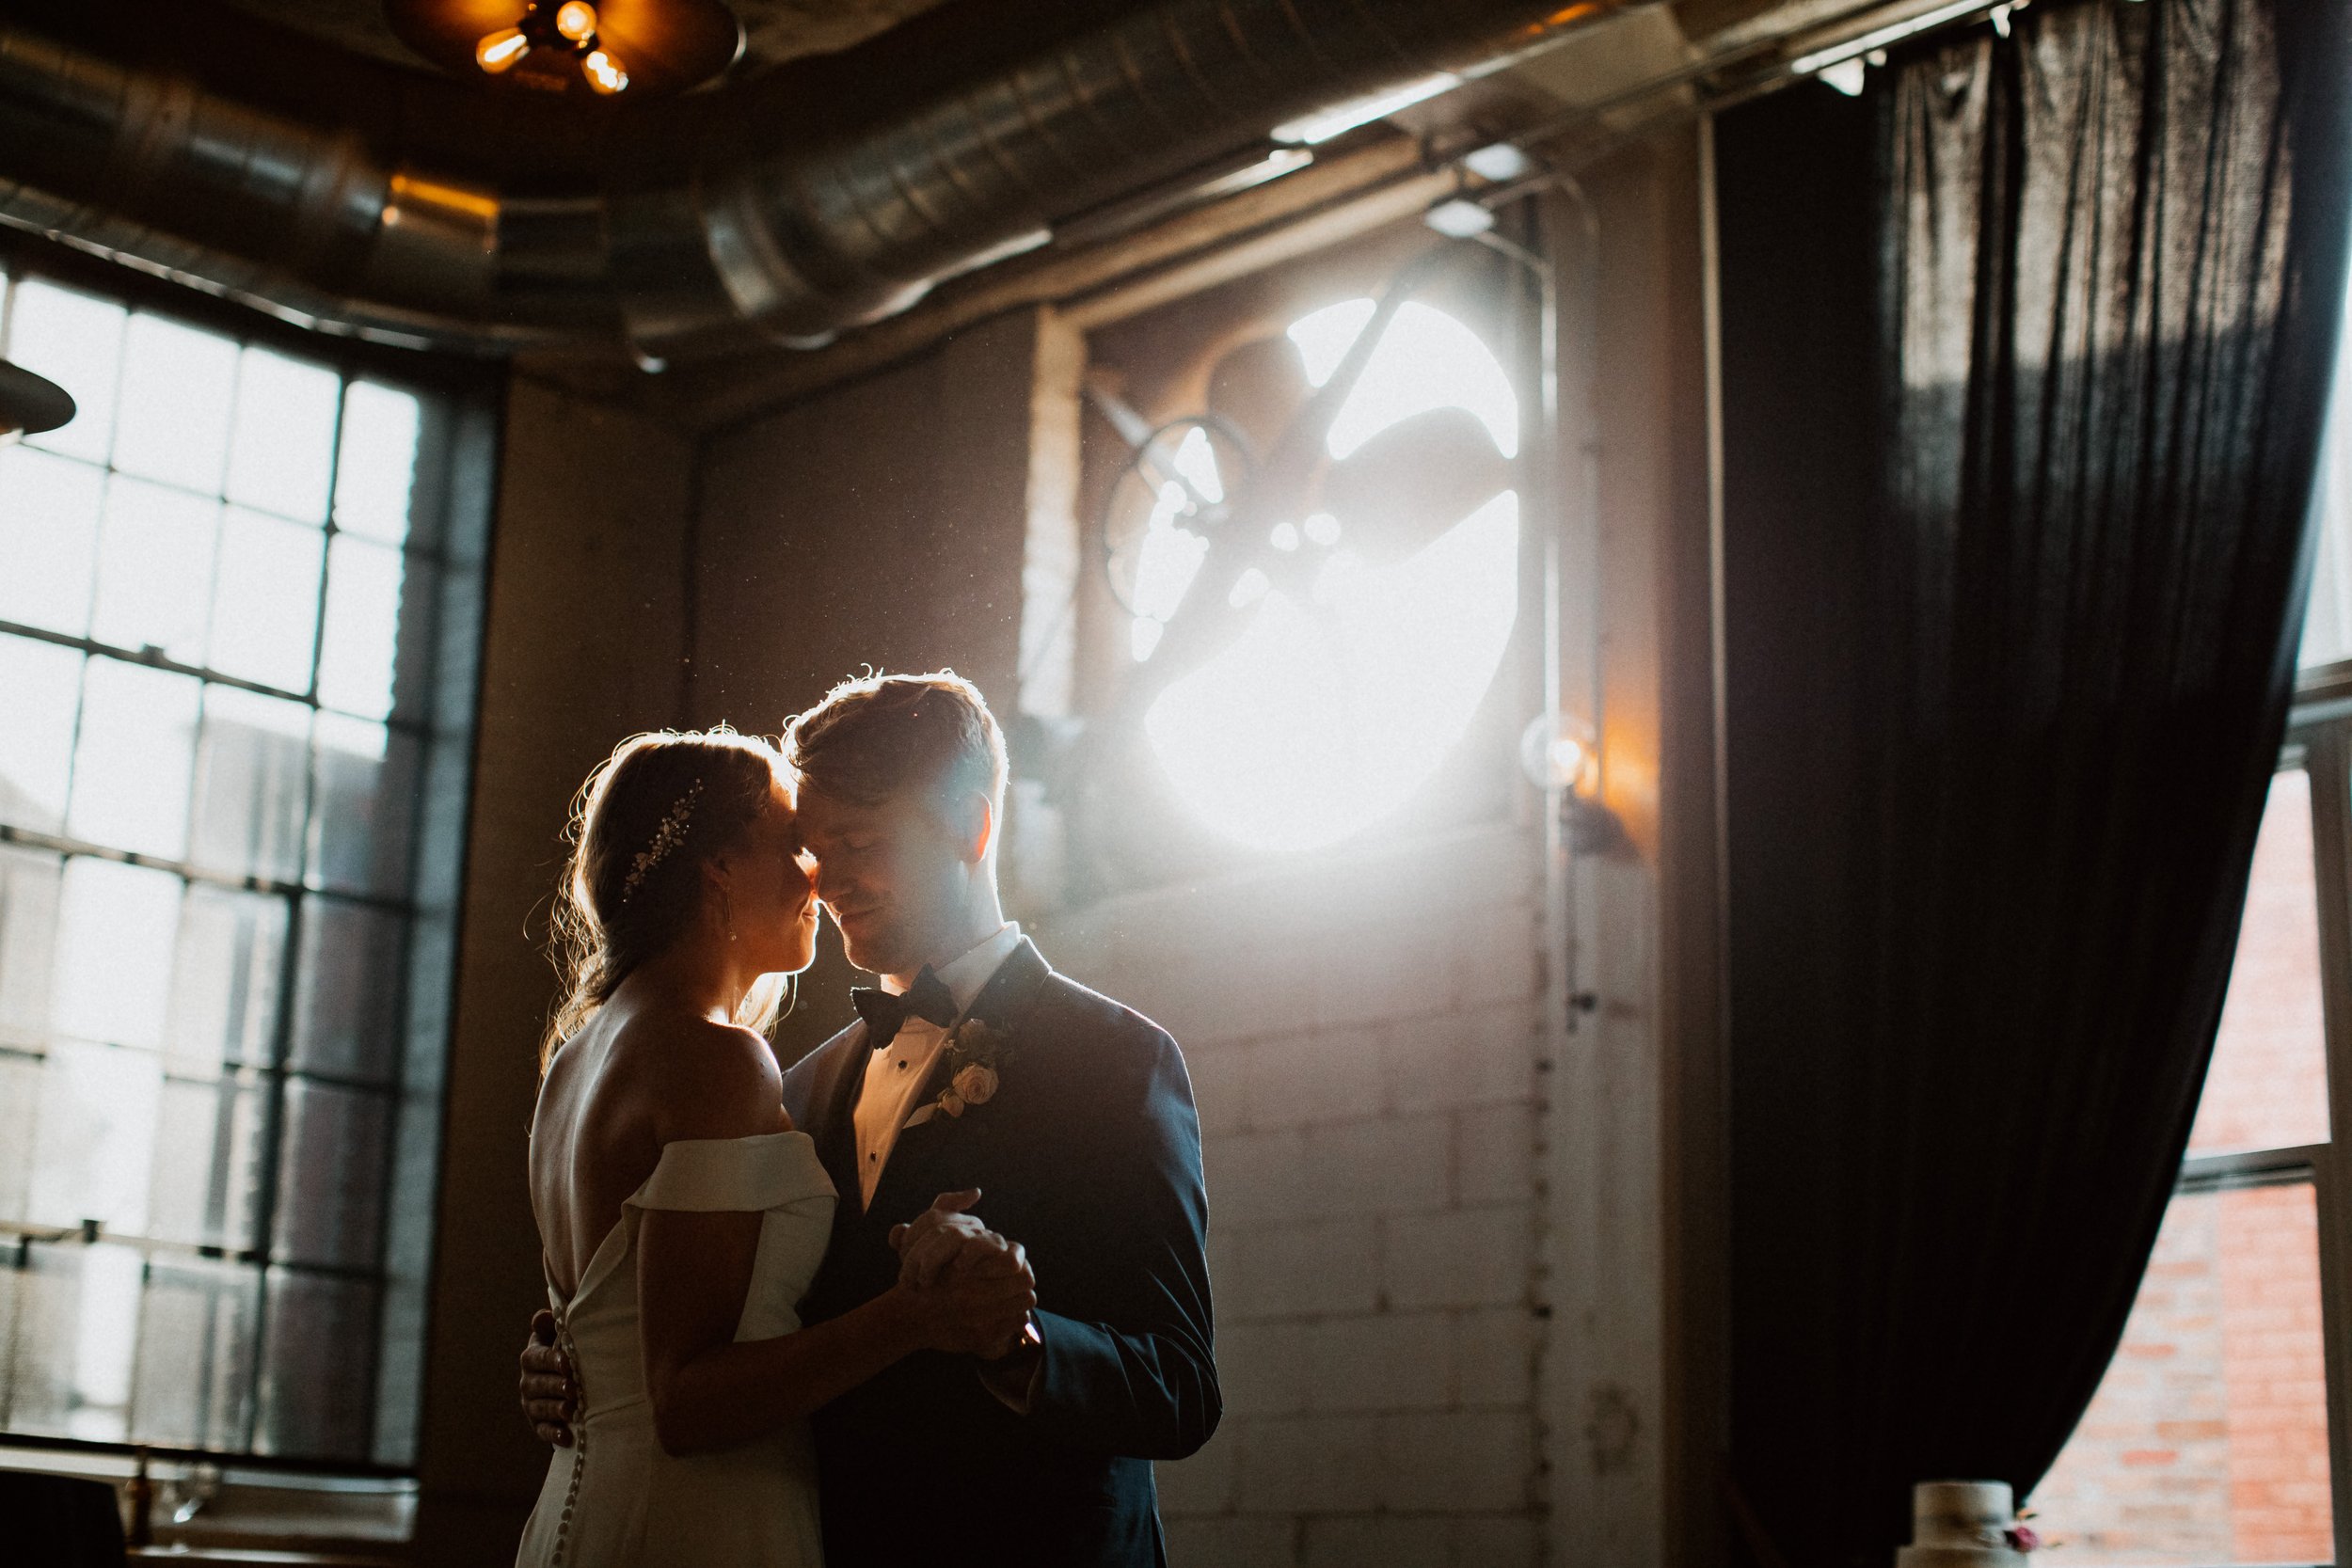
[524,671,1219,1565]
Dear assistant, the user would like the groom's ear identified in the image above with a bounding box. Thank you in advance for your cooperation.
[953,790,995,865]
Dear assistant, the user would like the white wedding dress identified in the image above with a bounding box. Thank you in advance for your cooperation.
[516,1132,836,1568]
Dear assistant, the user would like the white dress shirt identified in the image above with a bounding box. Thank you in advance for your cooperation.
[851,922,1023,1208]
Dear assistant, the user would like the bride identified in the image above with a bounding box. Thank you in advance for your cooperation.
[516,729,1033,1567]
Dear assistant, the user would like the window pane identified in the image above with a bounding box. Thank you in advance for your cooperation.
[289,897,404,1084]
[2,1240,145,1441]
[2030,1182,2332,1563]
[26,1039,163,1232]
[68,657,199,858]
[52,860,183,1067]
[225,347,338,521]
[316,534,405,719]
[91,476,218,664]
[2188,770,2329,1155]
[2298,268,2351,668]
[0,1051,38,1222]
[208,508,324,691]
[333,382,421,545]
[256,1270,375,1460]
[51,857,182,1053]
[310,714,419,897]
[0,847,63,1049]
[273,1080,389,1269]
[0,634,84,833]
[132,1259,260,1450]
[0,445,103,636]
[389,553,440,726]
[0,285,464,1467]
[166,885,288,1074]
[112,314,237,491]
[9,279,125,465]
[187,685,310,883]
[148,1067,265,1252]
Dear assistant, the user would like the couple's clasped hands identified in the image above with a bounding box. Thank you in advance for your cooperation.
[519,1189,1034,1446]
[887,1188,1037,1360]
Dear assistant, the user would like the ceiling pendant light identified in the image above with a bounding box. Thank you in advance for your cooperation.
[462,2,626,91]
[580,47,628,94]
[388,0,739,100]
[473,26,528,72]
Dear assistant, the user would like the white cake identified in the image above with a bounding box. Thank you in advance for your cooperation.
[1894,1481,2030,1568]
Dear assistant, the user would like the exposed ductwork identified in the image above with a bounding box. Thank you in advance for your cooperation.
[0,0,1622,361]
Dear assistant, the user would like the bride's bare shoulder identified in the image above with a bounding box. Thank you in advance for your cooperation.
[610,1007,788,1142]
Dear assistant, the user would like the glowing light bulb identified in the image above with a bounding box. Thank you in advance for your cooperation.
[582,48,628,93]
[1519,714,1597,793]
[475,26,529,72]
[555,2,598,41]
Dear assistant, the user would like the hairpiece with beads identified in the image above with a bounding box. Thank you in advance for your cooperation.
[620,780,702,903]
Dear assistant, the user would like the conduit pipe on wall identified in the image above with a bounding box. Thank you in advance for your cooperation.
[0,0,1628,361]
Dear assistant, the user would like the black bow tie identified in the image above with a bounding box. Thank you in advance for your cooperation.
[851,966,959,1051]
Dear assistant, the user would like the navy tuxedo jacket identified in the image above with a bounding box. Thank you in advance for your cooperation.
[779,938,1219,1567]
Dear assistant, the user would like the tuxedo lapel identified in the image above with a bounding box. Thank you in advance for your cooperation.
[964,937,1052,1041]
[868,940,1054,1215]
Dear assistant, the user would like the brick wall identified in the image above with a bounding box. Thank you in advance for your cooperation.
[2030,1185,2328,1564]
[2026,771,2332,1565]
[2217,1184,2331,1562]
[2185,770,2328,1157]
[1032,822,1550,1567]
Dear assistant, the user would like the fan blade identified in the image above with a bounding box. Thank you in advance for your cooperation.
[1317,405,1513,565]
[1207,336,1311,461]
[0,357,73,437]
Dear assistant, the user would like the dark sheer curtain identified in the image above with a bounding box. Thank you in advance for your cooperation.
[1718,0,2352,1561]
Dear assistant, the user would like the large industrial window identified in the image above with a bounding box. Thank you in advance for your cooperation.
[2027,280,2352,1564]
[0,266,486,1469]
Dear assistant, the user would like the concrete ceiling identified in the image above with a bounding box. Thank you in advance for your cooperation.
[213,0,957,77]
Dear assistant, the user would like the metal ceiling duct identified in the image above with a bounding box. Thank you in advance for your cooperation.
[0,1,1620,360]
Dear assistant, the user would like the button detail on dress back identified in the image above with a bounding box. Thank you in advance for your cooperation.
[548,1322,587,1568]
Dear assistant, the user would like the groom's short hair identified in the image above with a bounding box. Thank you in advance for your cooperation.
[784,669,1009,814]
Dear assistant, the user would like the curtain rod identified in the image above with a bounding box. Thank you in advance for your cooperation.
[1516,0,2020,158]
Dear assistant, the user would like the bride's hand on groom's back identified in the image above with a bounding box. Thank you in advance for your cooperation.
[520,1308,578,1448]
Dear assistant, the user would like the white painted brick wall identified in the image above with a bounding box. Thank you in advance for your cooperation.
[1168,1518,1299,1568]
[1385,1208,1532,1312]
[1218,1322,1312,1417]
[1032,824,1549,1566]
[1237,1415,1385,1513]
[1298,1515,1540,1568]
[1223,1218,1381,1320]
[1307,1313,1454,1412]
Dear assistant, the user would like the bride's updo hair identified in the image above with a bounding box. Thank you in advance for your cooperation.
[541,727,788,1069]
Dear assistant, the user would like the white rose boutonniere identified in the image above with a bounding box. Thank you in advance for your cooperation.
[905,1020,1012,1129]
